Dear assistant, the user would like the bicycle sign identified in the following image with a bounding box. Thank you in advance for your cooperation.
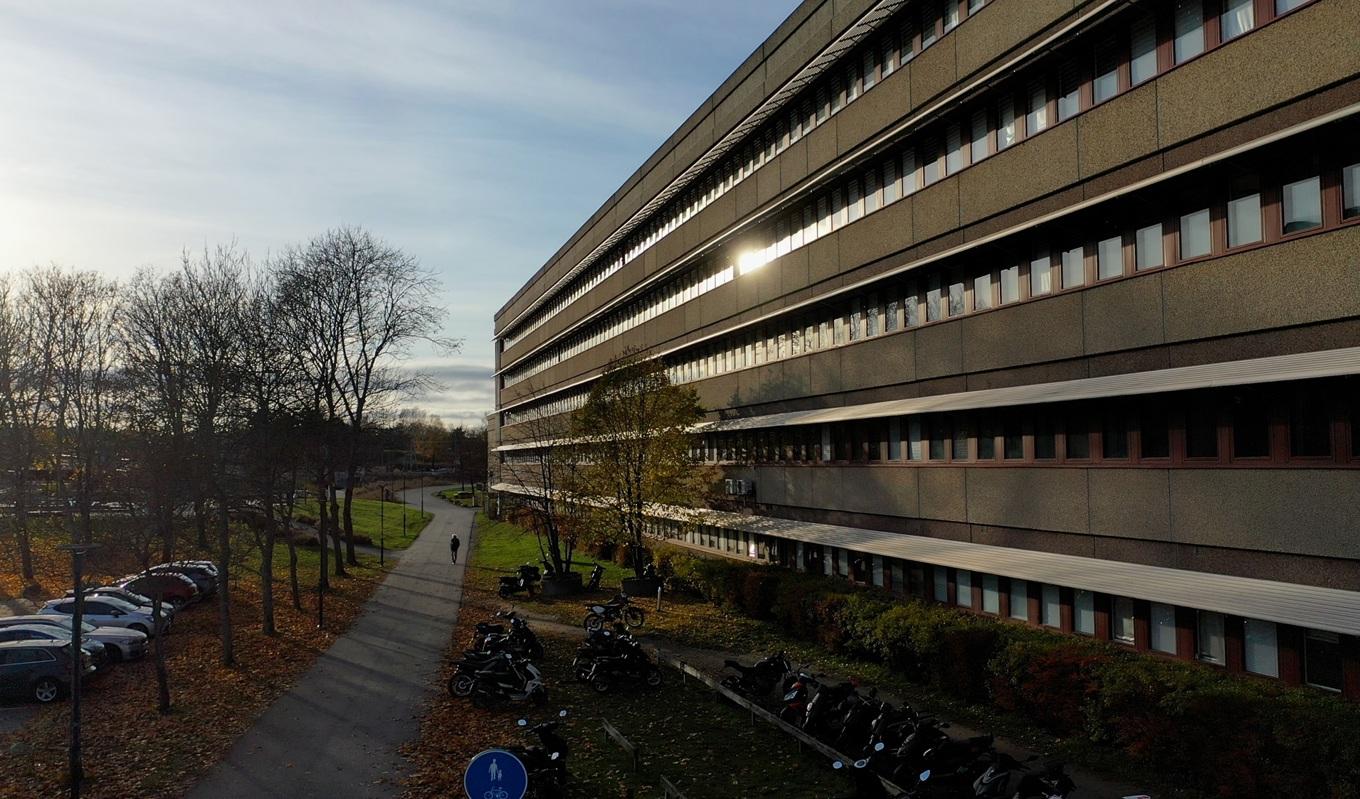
[465,749,528,799]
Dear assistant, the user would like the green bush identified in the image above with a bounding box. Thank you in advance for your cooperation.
[668,549,1360,796]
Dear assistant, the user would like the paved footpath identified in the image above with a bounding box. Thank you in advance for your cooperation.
[190,485,472,799]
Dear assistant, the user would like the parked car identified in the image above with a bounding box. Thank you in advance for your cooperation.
[66,586,174,619]
[0,625,110,670]
[0,616,148,661]
[39,596,159,636]
[117,572,198,606]
[0,640,93,704]
[145,563,216,596]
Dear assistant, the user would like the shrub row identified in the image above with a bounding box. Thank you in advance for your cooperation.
[655,546,1360,798]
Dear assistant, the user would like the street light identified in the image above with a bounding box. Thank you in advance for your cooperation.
[56,541,101,799]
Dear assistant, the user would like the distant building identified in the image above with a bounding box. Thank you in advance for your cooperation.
[493,0,1360,697]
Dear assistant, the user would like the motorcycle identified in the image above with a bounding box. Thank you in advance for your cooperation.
[583,592,645,631]
[832,753,893,799]
[586,563,605,591]
[509,710,571,799]
[571,625,637,682]
[467,652,549,708]
[719,650,791,700]
[584,644,663,693]
[499,564,542,598]
[803,679,860,738]
[449,648,524,697]
[779,670,821,725]
[1009,760,1076,799]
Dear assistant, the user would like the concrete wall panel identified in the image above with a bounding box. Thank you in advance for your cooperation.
[1088,469,1171,541]
[913,321,963,379]
[839,466,919,517]
[912,176,961,243]
[1077,81,1159,177]
[959,121,1079,225]
[838,196,913,272]
[837,65,912,157]
[966,468,1089,533]
[961,292,1084,372]
[1170,470,1360,559]
[842,333,915,390]
[806,118,839,176]
[1081,274,1165,355]
[919,467,967,522]
[955,0,1073,77]
[909,32,957,106]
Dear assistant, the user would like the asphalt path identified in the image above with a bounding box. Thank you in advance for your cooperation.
[189,484,472,799]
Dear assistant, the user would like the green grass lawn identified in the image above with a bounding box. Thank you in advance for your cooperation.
[472,514,633,585]
[298,497,431,550]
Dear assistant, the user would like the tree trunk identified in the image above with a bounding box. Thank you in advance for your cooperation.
[315,483,330,591]
[194,493,208,550]
[152,592,171,714]
[327,482,345,578]
[261,500,277,635]
[216,490,233,667]
[286,530,301,611]
[342,435,358,566]
[13,478,33,583]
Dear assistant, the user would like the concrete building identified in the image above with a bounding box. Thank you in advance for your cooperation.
[492,0,1360,698]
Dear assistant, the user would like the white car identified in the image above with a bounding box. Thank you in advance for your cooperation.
[40,596,159,637]
[0,616,149,661]
[66,586,175,619]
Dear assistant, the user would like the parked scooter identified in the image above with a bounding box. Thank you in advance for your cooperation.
[587,563,605,591]
[1009,760,1076,799]
[449,648,523,697]
[719,651,791,700]
[583,592,645,631]
[779,669,821,725]
[832,753,895,799]
[584,641,663,693]
[509,710,571,799]
[467,652,548,707]
[499,564,542,598]
[571,625,637,682]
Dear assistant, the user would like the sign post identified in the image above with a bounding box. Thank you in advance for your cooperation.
[464,749,528,799]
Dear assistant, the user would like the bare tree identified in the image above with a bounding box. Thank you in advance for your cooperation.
[313,227,454,566]
[0,274,57,583]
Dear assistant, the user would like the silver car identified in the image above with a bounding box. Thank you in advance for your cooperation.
[40,596,159,637]
[0,615,149,661]
[66,586,176,620]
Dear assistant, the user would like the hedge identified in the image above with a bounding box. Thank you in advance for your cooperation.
[654,545,1360,798]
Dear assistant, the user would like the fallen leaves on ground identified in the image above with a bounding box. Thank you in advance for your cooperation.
[0,530,389,799]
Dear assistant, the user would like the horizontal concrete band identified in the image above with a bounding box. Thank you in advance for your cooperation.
[491,481,1360,636]
[494,345,1360,451]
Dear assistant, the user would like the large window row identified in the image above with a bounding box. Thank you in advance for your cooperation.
[646,516,1346,693]
[499,0,991,351]
[501,386,590,427]
[664,147,1359,386]
[692,379,1360,468]
[504,0,1325,389]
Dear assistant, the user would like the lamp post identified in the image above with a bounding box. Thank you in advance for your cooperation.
[401,472,408,541]
[379,485,385,567]
[56,541,101,799]
[316,481,326,630]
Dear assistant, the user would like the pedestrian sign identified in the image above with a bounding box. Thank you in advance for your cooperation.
[465,749,528,799]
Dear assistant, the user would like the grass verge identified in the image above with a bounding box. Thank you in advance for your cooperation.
[297,497,431,549]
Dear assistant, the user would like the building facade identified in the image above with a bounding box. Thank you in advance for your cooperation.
[492,0,1360,698]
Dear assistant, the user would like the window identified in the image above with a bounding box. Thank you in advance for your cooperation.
[929,417,949,460]
[1197,611,1226,665]
[1141,410,1170,458]
[999,265,1020,304]
[955,570,973,607]
[982,575,1000,614]
[1097,235,1123,280]
[1304,630,1342,691]
[1130,14,1158,85]
[944,0,960,32]
[1231,393,1271,458]
[1061,246,1085,288]
[1057,60,1081,121]
[1275,0,1308,14]
[1113,597,1136,643]
[1151,602,1178,654]
[926,276,942,322]
[1228,192,1262,247]
[933,566,949,602]
[1343,162,1360,218]
[1042,585,1062,628]
[1221,0,1254,41]
[998,100,1017,150]
[971,109,989,163]
[923,142,941,185]
[977,419,996,459]
[1074,590,1095,635]
[1034,418,1056,459]
[1026,81,1048,135]
[1003,416,1024,460]
[1030,254,1051,296]
[948,277,965,316]
[921,7,938,48]
[1282,176,1322,233]
[952,418,970,460]
[1289,394,1331,457]
[1135,223,1163,270]
[973,272,992,310]
[908,418,924,461]
[1186,403,1219,458]
[1173,0,1205,64]
[1179,208,1212,259]
[1066,417,1090,459]
[1092,38,1119,104]
[946,125,964,174]
[1103,415,1130,459]
[1244,619,1279,677]
[1009,579,1029,621]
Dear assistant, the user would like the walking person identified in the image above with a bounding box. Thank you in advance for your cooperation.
[450,533,461,564]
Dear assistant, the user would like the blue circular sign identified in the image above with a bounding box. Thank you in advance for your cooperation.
[465,749,529,799]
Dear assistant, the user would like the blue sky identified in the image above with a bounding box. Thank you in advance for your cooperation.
[0,0,797,425]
